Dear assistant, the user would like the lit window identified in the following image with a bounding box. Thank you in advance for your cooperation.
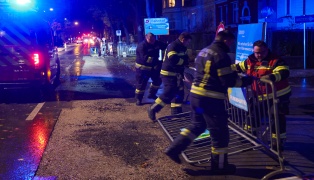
[169,0,175,7]
[182,0,184,6]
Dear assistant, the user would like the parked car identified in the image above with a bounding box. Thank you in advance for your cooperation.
[0,8,60,100]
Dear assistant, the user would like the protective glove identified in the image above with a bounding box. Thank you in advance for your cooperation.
[241,76,253,86]
[260,74,274,82]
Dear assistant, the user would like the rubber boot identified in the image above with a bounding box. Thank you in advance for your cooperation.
[164,134,192,164]
[135,93,143,106]
[171,107,183,115]
[210,153,236,175]
[147,103,163,122]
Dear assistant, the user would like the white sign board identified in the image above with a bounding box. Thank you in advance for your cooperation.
[116,30,121,36]
[144,18,169,35]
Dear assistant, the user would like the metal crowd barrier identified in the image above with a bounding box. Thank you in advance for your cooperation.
[117,42,137,57]
[226,78,300,179]
[157,69,301,179]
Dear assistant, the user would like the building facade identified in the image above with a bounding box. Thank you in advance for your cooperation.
[161,0,314,68]
[162,0,216,33]
[162,0,314,32]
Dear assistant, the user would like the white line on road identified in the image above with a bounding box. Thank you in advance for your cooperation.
[26,102,45,121]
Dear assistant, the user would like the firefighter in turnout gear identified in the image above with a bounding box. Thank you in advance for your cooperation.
[235,40,291,151]
[135,33,167,106]
[164,30,253,174]
[147,32,192,120]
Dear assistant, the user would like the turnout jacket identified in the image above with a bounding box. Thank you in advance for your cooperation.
[191,41,244,99]
[135,40,167,71]
[235,51,291,98]
[160,39,189,77]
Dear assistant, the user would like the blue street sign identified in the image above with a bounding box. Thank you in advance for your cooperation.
[144,18,169,35]
[295,15,314,23]
[258,18,283,23]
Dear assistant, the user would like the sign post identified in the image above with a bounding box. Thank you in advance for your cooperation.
[294,15,314,70]
[116,30,122,56]
[116,30,121,42]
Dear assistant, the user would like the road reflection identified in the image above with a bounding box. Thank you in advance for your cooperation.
[1,114,55,179]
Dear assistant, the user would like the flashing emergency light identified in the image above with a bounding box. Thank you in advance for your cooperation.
[16,0,31,5]
[8,0,35,11]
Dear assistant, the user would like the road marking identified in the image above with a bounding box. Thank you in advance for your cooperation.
[26,102,45,121]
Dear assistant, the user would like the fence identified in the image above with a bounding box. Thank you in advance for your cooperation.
[117,42,137,57]
[157,68,301,179]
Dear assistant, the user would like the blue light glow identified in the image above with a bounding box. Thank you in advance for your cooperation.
[8,0,35,12]
[16,0,31,5]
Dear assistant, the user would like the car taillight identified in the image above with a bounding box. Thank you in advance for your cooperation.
[33,53,40,68]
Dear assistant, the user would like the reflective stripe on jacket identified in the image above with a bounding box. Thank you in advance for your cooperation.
[237,52,291,98]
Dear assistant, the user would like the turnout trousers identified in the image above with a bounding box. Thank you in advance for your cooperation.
[135,68,161,101]
[157,75,184,114]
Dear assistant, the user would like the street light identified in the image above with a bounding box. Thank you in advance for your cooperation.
[74,21,79,26]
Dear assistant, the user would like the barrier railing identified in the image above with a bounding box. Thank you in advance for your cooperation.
[226,78,300,179]
[157,68,301,179]
[117,42,137,57]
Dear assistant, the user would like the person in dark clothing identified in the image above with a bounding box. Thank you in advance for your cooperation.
[147,32,192,120]
[135,33,167,106]
[235,40,291,151]
[164,30,253,175]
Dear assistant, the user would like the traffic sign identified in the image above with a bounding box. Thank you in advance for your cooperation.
[295,15,314,23]
[144,18,169,35]
[258,18,283,23]
[116,30,121,36]
[216,23,225,36]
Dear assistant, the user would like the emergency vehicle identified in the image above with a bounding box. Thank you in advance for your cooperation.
[0,2,60,96]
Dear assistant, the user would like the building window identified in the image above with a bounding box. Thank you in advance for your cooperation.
[182,0,184,6]
[219,6,224,23]
[224,4,228,25]
[163,0,166,8]
[169,0,175,7]
[286,0,290,15]
[231,1,238,24]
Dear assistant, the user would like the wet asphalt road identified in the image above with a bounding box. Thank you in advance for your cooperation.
[0,44,136,179]
[0,43,314,179]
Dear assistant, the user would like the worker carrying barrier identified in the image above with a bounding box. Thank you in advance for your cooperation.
[157,69,301,179]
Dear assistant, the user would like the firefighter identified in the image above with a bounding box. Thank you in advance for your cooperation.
[164,30,253,174]
[147,32,192,120]
[235,40,291,151]
[135,33,167,106]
